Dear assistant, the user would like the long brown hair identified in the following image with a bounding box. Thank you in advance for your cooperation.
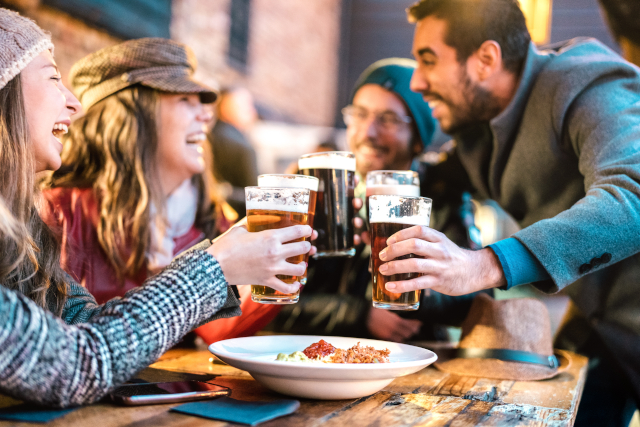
[0,74,68,314]
[44,85,221,280]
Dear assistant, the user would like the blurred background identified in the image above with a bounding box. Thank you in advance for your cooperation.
[1,0,624,331]
[3,3,635,421]
[0,0,620,175]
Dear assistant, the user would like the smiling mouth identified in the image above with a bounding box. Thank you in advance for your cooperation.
[186,133,206,144]
[358,144,388,157]
[52,123,68,140]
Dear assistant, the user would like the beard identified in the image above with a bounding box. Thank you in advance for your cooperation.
[432,70,504,135]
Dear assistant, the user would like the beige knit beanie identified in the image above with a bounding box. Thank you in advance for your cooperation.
[0,8,53,90]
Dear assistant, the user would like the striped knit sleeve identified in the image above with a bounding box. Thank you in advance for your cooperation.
[0,250,239,407]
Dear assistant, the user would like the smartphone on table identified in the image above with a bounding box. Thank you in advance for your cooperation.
[109,381,230,406]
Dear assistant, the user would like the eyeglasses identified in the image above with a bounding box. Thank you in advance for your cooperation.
[342,105,412,132]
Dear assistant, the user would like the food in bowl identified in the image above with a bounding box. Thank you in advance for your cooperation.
[276,339,390,363]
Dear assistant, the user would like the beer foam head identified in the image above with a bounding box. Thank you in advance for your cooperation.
[298,151,356,171]
[245,187,310,213]
[258,174,319,191]
[366,170,419,187]
[369,195,431,226]
[366,184,421,197]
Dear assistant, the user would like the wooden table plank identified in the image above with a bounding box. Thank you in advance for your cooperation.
[0,349,588,427]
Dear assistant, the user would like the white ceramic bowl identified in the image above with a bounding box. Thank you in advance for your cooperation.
[208,335,437,400]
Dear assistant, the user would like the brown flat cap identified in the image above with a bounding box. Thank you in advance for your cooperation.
[70,38,217,110]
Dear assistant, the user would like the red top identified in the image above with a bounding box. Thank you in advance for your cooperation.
[40,187,282,342]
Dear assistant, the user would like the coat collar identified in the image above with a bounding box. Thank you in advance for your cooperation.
[453,42,553,199]
[486,42,554,198]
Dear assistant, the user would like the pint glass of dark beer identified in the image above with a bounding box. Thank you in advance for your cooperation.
[298,151,356,257]
[257,174,319,285]
[245,186,310,304]
[369,195,431,310]
[365,170,420,221]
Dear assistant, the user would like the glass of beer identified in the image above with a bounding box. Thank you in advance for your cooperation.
[369,195,431,310]
[245,186,310,304]
[298,151,356,257]
[365,170,420,223]
[257,174,319,285]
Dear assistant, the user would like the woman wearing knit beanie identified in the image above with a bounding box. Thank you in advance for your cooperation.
[0,8,313,407]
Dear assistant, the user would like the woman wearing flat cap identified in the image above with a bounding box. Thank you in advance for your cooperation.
[0,8,313,407]
[40,38,283,342]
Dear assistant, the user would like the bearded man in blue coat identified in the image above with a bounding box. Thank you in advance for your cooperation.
[377,0,640,425]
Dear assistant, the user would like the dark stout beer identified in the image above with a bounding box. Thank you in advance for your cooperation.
[298,152,356,257]
[369,195,431,310]
[257,174,319,284]
[246,187,310,304]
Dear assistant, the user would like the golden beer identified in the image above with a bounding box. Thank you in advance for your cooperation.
[369,195,431,310]
[246,187,310,304]
[257,175,319,285]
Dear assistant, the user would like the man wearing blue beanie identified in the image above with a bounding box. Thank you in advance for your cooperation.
[345,58,436,174]
[265,58,484,344]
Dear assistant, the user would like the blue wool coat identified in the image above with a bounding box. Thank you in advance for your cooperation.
[451,39,640,394]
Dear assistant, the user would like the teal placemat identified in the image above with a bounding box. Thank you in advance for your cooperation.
[0,404,78,423]
[171,397,300,425]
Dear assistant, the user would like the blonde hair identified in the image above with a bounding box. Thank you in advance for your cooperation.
[44,85,222,280]
[0,74,67,314]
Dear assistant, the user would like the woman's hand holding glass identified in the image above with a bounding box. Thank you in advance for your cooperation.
[208,224,317,294]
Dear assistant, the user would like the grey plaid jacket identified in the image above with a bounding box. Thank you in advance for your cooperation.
[0,247,240,407]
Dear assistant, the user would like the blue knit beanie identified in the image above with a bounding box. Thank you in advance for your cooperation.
[350,58,436,148]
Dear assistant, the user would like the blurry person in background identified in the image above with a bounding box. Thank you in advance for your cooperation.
[598,0,640,66]
[264,58,484,343]
[209,86,259,217]
[40,38,284,346]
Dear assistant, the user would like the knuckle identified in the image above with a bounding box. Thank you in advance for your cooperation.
[266,245,280,258]
[265,235,279,247]
[297,225,309,238]
[384,261,395,273]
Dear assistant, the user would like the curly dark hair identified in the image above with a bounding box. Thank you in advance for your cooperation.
[407,0,531,74]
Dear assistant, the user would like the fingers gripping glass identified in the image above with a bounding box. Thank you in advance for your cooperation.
[257,175,319,285]
[342,105,412,132]
[246,186,310,304]
[369,195,432,311]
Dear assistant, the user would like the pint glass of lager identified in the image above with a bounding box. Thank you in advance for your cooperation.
[369,195,431,310]
[245,186,310,304]
[298,151,356,257]
[257,174,319,285]
[365,170,420,222]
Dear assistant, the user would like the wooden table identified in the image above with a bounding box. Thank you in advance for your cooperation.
[0,348,587,427]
